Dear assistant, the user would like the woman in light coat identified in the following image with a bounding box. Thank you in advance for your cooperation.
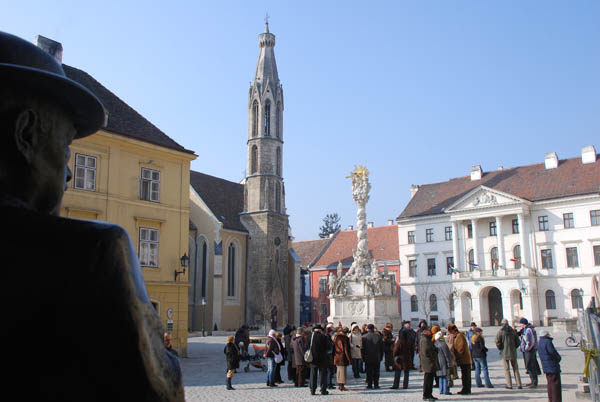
[349,324,363,378]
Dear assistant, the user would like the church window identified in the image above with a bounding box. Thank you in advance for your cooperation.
[410,295,418,312]
[276,147,281,176]
[200,240,208,298]
[252,100,258,137]
[264,100,271,136]
[276,103,281,138]
[251,145,258,174]
[227,243,236,297]
[275,182,281,212]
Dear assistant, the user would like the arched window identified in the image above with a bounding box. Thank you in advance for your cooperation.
[276,103,281,138]
[468,249,474,271]
[571,289,584,309]
[264,100,271,136]
[545,289,556,310]
[251,145,258,174]
[227,243,236,297]
[275,182,281,213]
[276,147,281,176]
[410,295,418,312]
[201,240,208,298]
[513,245,521,269]
[252,100,258,138]
[430,294,438,312]
[490,247,498,270]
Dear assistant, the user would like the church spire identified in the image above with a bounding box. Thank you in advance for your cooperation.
[254,19,279,87]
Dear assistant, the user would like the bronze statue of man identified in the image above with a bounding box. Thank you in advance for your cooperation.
[0,31,184,401]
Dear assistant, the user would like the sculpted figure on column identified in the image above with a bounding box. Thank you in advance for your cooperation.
[0,31,184,401]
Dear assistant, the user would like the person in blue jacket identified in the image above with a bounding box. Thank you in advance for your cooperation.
[537,330,562,402]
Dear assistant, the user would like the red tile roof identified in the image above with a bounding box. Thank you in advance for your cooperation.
[291,238,333,267]
[312,225,399,268]
[399,155,600,219]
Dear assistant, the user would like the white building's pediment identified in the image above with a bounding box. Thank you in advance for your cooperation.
[446,186,529,215]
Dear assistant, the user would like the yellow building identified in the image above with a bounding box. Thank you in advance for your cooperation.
[53,56,196,355]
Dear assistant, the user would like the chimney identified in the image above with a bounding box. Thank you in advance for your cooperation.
[410,184,420,198]
[367,222,374,228]
[544,152,558,169]
[388,219,394,226]
[347,225,354,230]
[34,35,63,63]
[497,165,504,171]
[470,165,482,181]
[582,145,597,164]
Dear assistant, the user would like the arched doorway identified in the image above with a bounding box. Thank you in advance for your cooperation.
[488,287,503,326]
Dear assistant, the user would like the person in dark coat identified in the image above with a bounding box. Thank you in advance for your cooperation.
[471,328,493,388]
[382,322,395,371]
[284,326,295,382]
[419,329,439,401]
[264,329,281,387]
[309,325,330,395]
[519,318,542,388]
[537,330,562,402]
[495,319,523,389]
[391,321,416,389]
[415,319,429,371]
[362,324,384,389]
[224,336,240,390]
[448,323,472,395]
[292,328,307,387]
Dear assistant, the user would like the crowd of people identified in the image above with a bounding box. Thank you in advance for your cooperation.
[223,318,563,402]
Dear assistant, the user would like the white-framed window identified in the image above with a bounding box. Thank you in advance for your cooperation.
[410,295,418,312]
[566,247,579,268]
[139,227,159,267]
[140,168,160,202]
[74,154,96,191]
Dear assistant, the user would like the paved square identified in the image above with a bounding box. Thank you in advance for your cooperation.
[182,327,583,401]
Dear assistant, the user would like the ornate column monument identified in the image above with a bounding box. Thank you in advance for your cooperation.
[327,166,400,328]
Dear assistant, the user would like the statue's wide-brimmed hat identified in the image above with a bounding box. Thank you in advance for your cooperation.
[0,31,105,138]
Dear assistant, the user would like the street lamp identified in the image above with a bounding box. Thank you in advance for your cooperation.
[174,253,189,281]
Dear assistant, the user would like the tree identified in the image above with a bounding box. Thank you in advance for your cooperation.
[319,213,341,238]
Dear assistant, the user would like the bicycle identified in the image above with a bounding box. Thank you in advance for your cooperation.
[565,331,581,347]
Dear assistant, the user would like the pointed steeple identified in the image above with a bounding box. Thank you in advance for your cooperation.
[254,20,279,89]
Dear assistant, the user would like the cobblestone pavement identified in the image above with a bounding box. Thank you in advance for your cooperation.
[181,327,583,401]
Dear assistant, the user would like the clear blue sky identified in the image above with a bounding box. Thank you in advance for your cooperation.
[6,1,600,241]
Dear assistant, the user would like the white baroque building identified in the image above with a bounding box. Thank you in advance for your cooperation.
[397,146,600,327]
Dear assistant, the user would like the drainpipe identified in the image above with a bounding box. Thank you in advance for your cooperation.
[244,234,249,325]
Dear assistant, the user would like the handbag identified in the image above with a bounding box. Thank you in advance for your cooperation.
[273,338,284,363]
[304,332,315,363]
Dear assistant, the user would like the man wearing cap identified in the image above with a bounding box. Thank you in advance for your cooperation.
[308,325,330,395]
[495,319,523,389]
[537,330,562,402]
[0,31,183,401]
[362,323,384,389]
[519,317,542,388]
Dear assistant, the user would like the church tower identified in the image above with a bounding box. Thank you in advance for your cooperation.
[241,21,290,327]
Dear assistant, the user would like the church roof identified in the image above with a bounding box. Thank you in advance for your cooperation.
[312,225,399,268]
[63,65,195,155]
[189,170,247,233]
[399,154,600,219]
[291,237,335,268]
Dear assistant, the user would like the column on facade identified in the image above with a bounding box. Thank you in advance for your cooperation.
[518,213,530,268]
[496,216,506,270]
[452,221,460,272]
[471,219,479,269]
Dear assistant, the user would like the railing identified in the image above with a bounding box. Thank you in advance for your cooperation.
[505,269,521,277]
[479,270,498,278]
[459,271,472,279]
[581,306,600,402]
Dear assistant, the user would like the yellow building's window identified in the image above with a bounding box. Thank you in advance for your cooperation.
[140,168,160,202]
[74,154,96,191]
[139,227,159,267]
